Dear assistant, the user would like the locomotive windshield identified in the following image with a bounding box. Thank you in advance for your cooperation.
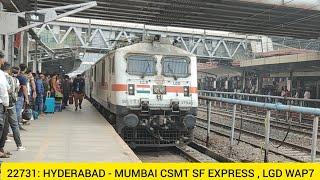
[127,55,156,77]
[162,56,190,78]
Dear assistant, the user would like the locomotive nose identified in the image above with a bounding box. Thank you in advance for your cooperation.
[123,114,140,128]
[183,114,196,129]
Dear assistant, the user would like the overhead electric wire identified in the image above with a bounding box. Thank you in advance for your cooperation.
[222,0,320,38]
[222,0,296,29]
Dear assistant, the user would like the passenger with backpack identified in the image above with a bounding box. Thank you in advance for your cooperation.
[1,63,25,153]
[0,52,10,158]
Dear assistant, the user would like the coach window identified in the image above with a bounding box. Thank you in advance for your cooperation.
[162,56,190,78]
[127,55,156,77]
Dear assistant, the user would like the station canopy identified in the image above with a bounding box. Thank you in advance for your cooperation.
[14,0,320,40]
[1,0,320,39]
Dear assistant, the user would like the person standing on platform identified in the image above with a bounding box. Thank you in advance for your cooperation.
[41,74,49,111]
[61,75,71,109]
[34,73,44,115]
[16,64,30,130]
[50,73,58,97]
[72,74,85,111]
[26,70,36,106]
[304,88,311,107]
[1,63,25,151]
[0,52,11,158]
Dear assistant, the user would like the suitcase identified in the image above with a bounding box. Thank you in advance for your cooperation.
[44,97,55,113]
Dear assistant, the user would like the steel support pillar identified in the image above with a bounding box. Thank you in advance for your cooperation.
[18,32,24,65]
[264,110,271,162]
[242,71,246,92]
[230,104,237,147]
[38,60,42,73]
[0,35,3,51]
[311,116,319,162]
[206,101,212,147]
[22,32,29,65]
[4,34,9,62]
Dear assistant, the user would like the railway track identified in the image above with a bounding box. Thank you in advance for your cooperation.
[174,142,233,162]
[195,118,320,162]
[198,106,319,137]
[135,142,231,163]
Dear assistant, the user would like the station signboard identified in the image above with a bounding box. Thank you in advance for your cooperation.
[25,12,45,23]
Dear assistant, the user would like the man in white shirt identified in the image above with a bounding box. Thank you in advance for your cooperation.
[304,88,311,107]
[0,51,10,158]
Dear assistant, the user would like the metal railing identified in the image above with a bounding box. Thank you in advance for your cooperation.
[199,90,320,105]
[199,90,320,124]
[198,93,320,162]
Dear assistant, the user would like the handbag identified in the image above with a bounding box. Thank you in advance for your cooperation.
[22,105,33,121]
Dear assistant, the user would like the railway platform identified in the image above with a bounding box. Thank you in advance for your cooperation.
[4,101,140,162]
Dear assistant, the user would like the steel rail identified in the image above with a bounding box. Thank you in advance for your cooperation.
[195,123,304,162]
[197,107,317,137]
[196,117,320,156]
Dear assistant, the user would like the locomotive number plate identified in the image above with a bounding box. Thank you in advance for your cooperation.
[155,75,165,85]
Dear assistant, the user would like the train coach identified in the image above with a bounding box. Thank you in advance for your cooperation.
[84,37,198,147]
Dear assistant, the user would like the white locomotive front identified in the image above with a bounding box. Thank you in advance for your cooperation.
[86,37,198,147]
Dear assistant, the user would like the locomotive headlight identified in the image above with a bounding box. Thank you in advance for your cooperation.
[184,86,190,96]
[128,84,135,95]
[123,114,139,128]
[183,114,196,129]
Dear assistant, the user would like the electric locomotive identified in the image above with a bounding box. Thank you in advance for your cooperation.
[85,36,198,147]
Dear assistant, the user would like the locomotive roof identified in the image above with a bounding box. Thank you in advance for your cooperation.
[115,42,195,57]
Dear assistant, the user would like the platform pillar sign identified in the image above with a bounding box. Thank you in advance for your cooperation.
[206,101,212,147]
[230,104,237,147]
[311,116,319,162]
[264,110,271,162]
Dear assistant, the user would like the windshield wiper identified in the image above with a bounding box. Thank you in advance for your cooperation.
[141,62,152,79]
[167,64,178,80]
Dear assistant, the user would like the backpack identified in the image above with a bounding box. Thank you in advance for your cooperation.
[5,75,19,107]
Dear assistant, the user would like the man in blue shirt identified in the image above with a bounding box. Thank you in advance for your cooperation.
[34,73,44,115]
[16,64,29,130]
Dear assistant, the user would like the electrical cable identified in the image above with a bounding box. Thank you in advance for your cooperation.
[270,100,292,148]
[236,104,244,145]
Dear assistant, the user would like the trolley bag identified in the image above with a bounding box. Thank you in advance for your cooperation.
[44,92,55,113]
[69,95,74,105]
